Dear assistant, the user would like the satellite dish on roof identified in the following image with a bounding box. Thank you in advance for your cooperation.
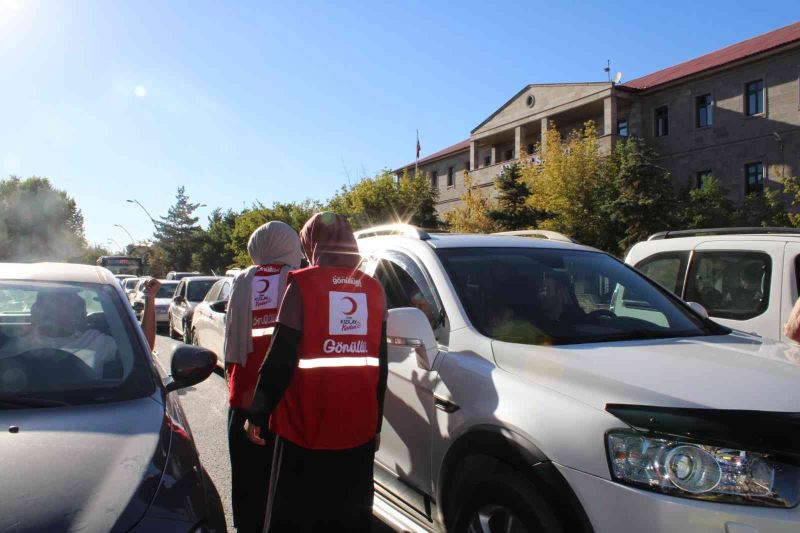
[613,72,623,84]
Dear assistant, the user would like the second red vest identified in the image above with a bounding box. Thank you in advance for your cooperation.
[269,266,384,450]
[227,264,285,409]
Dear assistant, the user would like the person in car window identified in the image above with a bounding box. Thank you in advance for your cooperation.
[0,290,117,375]
[224,221,302,533]
[245,212,388,533]
[727,263,764,312]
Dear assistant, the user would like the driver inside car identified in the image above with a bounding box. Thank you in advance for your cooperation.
[0,290,117,376]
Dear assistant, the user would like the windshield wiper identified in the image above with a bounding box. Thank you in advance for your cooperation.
[0,394,69,408]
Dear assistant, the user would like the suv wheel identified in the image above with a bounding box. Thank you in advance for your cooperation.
[449,455,563,533]
[183,320,191,344]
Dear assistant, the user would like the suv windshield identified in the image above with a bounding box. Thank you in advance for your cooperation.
[0,281,155,406]
[187,279,216,302]
[437,247,714,345]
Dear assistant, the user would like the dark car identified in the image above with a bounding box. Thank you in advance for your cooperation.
[0,262,225,532]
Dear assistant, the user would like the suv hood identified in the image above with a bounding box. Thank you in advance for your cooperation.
[493,332,800,412]
[0,397,165,532]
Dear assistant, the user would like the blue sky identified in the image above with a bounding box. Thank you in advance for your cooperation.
[1,1,796,248]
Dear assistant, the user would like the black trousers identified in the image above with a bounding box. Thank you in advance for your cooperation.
[228,407,274,533]
[265,437,376,533]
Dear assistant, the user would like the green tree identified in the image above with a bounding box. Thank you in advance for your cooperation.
[153,186,202,271]
[0,176,87,261]
[601,138,678,255]
[487,162,544,231]
[442,171,498,233]
[677,176,735,229]
[778,175,800,227]
[733,188,789,227]
[192,208,239,274]
[328,169,440,230]
[229,200,322,266]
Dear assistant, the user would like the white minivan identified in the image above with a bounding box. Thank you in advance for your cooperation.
[626,227,800,342]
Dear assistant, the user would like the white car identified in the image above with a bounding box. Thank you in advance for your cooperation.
[132,280,178,327]
[355,225,800,533]
[190,277,232,366]
[168,276,221,344]
[122,277,142,303]
[626,227,800,343]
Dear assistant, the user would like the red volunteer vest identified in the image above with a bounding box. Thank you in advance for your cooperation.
[227,264,284,409]
[269,266,384,450]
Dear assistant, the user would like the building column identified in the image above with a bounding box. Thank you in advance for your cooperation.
[603,94,617,137]
[490,145,497,165]
[514,125,527,158]
[540,118,549,154]
[469,141,477,171]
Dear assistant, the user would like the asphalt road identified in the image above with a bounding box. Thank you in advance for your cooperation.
[154,334,394,533]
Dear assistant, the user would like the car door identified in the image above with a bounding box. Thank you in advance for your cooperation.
[210,280,231,357]
[683,241,784,339]
[172,281,186,332]
[366,250,445,513]
[194,282,221,347]
[780,242,800,343]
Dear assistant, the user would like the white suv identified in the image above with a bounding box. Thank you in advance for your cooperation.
[357,225,800,533]
[626,227,800,343]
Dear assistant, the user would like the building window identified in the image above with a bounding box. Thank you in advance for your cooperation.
[447,166,455,187]
[654,106,669,137]
[525,143,535,155]
[745,162,764,194]
[504,149,513,161]
[696,170,713,189]
[696,94,712,127]
[464,161,470,173]
[430,170,438,188]
[617,119,628,137]
[483,155,491,167]
[746,79,764,116]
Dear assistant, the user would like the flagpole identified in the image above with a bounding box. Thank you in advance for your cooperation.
[415,129,419,177]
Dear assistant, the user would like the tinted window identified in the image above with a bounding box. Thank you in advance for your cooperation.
[437,248,709,345]
[187,279,216,302]
[684,251,771,320]
[0,281,154,405]
[636,251,689,295]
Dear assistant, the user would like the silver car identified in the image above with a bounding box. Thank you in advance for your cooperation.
[168,276,221,344]
[191,277,232,367]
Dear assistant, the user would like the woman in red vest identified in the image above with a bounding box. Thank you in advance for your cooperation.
[224,221,302,533]
[245,212,388,532]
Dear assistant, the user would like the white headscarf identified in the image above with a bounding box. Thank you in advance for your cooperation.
[224,221,302,365]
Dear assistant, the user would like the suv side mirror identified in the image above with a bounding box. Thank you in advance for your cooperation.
[209,300,228,314]
[387,307,438,371]
[686,301,709,319]
[165,345,217,392]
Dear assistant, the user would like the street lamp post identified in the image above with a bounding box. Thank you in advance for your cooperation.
[126,199,159,230]
[114,224,135,248]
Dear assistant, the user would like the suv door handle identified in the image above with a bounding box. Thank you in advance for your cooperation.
[434,395,459,413]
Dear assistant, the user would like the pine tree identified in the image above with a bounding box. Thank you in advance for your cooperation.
[154,186,202,271]
[488,162,542,230]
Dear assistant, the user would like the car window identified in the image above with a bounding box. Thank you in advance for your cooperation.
[0,280,155,405]
[187,279,216,302]
[157,283,178,298]
[684,251,771,320]
[437,247,712,346]
[636,251,690,296]
[373,251,446,341]
[204,281,222,303]
[220,281,231,300]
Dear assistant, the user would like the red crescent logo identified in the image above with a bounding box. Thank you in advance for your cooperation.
[342,296,358,315]
[257,279,270,294]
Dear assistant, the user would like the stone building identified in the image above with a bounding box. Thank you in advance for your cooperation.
[396,22,800,217]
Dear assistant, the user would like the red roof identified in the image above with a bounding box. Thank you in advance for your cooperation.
[398,139,469,171]
[622,22,800,91]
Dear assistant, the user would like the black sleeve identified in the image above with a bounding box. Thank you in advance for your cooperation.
[376,320,388,433]
[247,324,301,427]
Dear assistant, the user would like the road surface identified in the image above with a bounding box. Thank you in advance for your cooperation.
[154,334,393,532]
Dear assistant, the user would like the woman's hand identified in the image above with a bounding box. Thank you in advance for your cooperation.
[243,419,267,446]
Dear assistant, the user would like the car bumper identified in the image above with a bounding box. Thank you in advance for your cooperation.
[556,463,800,533]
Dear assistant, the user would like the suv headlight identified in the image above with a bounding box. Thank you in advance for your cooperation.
[607,430,800,507]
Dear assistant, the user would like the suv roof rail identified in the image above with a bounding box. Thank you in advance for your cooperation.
[648,227,800,240]
[492,229,574,243]
[354,224,431,241]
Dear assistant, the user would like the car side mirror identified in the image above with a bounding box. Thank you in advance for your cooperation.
[165,345,217,393]
[685,301,709,320]
[209,300,227,314]
[387,307,438,371]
